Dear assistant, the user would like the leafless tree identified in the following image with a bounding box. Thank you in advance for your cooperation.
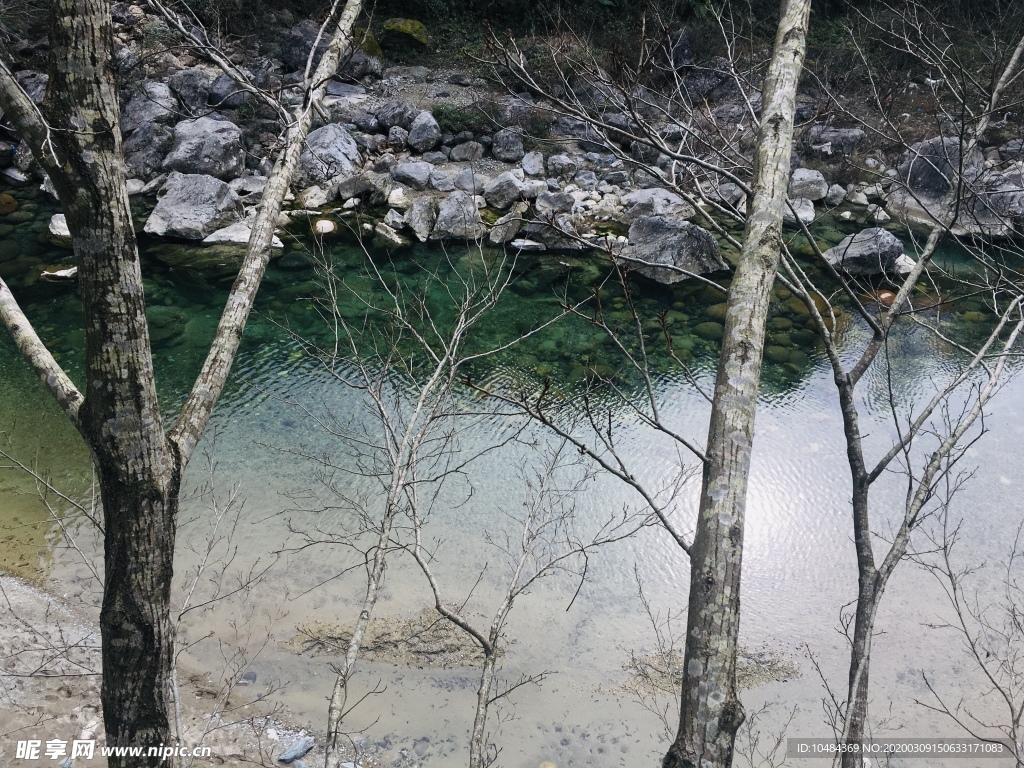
[0,0,363,760]
[915,494,1024,766]
[271,231,586,767]
[480,1,813,764]
[775,9,1024,763]
[405,439,645,767]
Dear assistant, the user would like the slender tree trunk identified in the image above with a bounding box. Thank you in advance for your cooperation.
[469,649,498,768]
[841,575,876,768]
[663,1,812,766]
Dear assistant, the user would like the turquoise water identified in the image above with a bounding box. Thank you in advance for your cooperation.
[1,178,1021,765]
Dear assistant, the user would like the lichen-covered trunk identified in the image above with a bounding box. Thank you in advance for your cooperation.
[45,1,180,762]
[98,479,180,768]
[663,1,812,766]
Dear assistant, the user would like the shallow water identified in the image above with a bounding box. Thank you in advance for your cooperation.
[1,180,1021,766]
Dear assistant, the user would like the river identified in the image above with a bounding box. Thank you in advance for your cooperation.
[0,177,1020,766]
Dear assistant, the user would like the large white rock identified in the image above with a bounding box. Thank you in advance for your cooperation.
[144,172,244,240]
[162,116,246,180]
[297,124,362,186]
[788,168,829,201]
[48,214,72,248]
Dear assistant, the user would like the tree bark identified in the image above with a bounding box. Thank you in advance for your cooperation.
[40,3,181,765]
[663,1,812,766]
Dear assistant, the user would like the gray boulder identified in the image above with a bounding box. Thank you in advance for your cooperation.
[824,184,847,207]
[208,72,249,108]
[621,188,695,221]
[573,170,598,191]
[822,227,912,275]
[161,117,246,180]
[483,172,525,209]
[121,81,177,135]
[404,198,437,242]
[521,151,545,176]
[229,175,268,199]
[390,161,433,190]
[488,202,529,244]
[454,168,489,194]
[297,124,362,186]
[124,122,173,180]
[388,126,409,150]
[144,172,244,240]
[803,124,865,156]
[375,100,420,130]
[535,191,574,215]
[352,110,381,134]
[429,170,455,192]
[167,67,214,113]
[896,137,984,198]
[547,153,579,178]
[788,168,829,201]
[491,128,525,163]
[783,197,816,225]
[619,215,726,284]
[14,70,47,104]
[203,219,283,248]
[431,191,486,240]
[449,141,484,162]
[281,20,327,71]
[887,137,985,231]
[408,111,442,153]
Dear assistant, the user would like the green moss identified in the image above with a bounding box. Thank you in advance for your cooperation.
[356,27,384,59]
[381,18,431,48]
[693,321,724,341]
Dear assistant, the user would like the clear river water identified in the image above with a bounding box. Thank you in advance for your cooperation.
[1,177,1021,767]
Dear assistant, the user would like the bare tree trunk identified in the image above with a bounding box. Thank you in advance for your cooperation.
[663,1,812,765]
[36,3,180,763]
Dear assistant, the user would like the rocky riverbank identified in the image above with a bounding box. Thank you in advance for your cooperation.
[3,4,1021,293]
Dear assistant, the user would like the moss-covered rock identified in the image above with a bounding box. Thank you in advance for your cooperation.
[381,18,431,49]
[356,27,384,59]
[0,193,19,215]
[693,321,724,341]
[706,302,728,321]
[765,345,791,364]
